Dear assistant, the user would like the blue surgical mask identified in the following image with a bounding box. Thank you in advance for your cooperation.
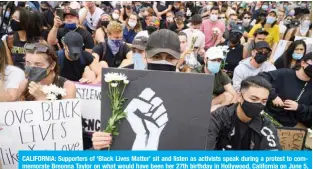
[133,53,146,70]
[64,23,77,30]
[262,5,268,10]
[266,16,276,24]
[108,39,122,55]
[207,61,221,74]
[292,53,304,60]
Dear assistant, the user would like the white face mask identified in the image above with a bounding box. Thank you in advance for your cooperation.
[243,19,251,26]
[112,13,120,20]
[128,21,137,28]
[302,20,311,28]
[210,14,218,22]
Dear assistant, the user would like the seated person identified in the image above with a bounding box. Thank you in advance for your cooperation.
[57,32,101,84]
[192,46,237,112]
[233,41,276,92]
[207,76,281,150]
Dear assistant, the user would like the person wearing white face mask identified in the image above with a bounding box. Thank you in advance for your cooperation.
[201,6,225,50]
[248,11,280,62]
[111,9,122,23]
[284,14,312,41]
[123,13,142,44]
[192,46,238,112]
[241,12,253,40]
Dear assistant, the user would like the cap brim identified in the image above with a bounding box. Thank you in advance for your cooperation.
[146,48,180,59]
[132,45,146,51]
[69,47,82,56]
[207,56,225,60]
[256,46,272,52]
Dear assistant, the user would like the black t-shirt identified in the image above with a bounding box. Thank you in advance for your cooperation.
[168,22,188,33]
[59,51,94,81]
[155,1,173,20]
[8,32,27,70]
[57,27,94,50]
[220,42,244,73]
[92,41,130,67]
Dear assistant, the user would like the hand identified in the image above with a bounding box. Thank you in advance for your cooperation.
[124,88,168,150]
[272,96,284,107]
[28,82,46,100]
[53,15,63,28]
[284,100,299,111]
[79,78,93,84]
[92,132,112,150]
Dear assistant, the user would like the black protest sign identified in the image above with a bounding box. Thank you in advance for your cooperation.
[101,68,214,150]
[277,127,308,150]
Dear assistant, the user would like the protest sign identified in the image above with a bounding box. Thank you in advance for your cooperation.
[272,40,292,62]
[0,99,83,169]
[277,127,307,150]
[75,83,101,132]
[294,36,312,54]
[101,68,214,150]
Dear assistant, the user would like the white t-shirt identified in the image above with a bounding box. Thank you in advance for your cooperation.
[79,7,104,31]
[1,65,25,90]
[182,28,205,49]
[279,22,287,34]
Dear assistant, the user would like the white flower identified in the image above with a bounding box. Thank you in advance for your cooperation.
[111,83,118,87]
[46,94,57,100]
[104,72,128,83]
[123,80,129,85]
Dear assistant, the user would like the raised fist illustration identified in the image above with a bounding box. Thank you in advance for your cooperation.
[124,88,168,150]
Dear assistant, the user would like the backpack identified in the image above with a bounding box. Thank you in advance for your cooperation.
[57,50,86,72]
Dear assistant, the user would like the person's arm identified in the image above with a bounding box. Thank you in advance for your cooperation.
[224,83,237,103]
[2,39,13,65]
[232,67,243,92]
[153,2,160,18]
[242,43,249,59]
[248,24,258,38]
[258,70,283,101]
[158,4,172,16]
[47,16,62,45]
[296,104,312,123]
[79,7,89,25]
[91,44,103,63]
[88,59,102,84]
[95,28,105,44]
[0,88,21,102]
[207,108,227,150]
[283,28,293,41]
[62,81,76,99]
[0,67,25,102]
[83,31,95,54]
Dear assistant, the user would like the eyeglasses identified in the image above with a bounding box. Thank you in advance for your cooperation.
[24,43,48,53]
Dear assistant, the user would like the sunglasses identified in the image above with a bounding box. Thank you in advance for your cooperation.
[24,43,49,53]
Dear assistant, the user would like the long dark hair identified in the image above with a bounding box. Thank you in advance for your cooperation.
[281,40,307,68]
[22,42,59,101]
[0,40,8,81]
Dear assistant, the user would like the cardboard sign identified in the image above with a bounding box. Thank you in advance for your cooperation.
[0,99,83,169]
[294,36,312,54]
[101,68,214,150]
[75,83,101,132]
[277,127,307,150]
[272,40,292,62]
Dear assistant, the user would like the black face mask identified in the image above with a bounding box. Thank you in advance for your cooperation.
[254,52,269,64]
[147,26,158,35]
[241,98,265,118]
[304,65,312,78]
[10,19,23,31]
[101,21,110,27]
[25,66,49,82]
[147,63,176,71]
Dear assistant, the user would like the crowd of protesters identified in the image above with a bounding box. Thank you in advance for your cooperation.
[0,1,312,150]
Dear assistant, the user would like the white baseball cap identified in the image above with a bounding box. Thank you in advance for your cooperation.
[205,46,228,60]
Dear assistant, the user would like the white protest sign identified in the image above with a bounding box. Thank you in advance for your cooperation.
[294,36,312,54]
[75,83,101,132]
[273,40,292,62]
[0,99,83,169]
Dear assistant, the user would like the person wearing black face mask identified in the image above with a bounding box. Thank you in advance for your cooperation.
[123,29,180,72]
[219,25,244,78]
[134,16,160,39]
[233,41,276,92]
[95,13,112,44]
[207,75,281,150]
[259,53,312,128]
[56,32,101,84]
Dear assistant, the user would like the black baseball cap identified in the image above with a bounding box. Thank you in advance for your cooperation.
[254,28,269,36]
[146,29,180,59]
[64,32,83,57]
[132,36,148,51]
[255,41,272,51]
[63,8,79,17]
[175,11,185,18]
[230,24,244,35]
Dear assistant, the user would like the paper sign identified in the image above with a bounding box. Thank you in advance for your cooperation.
[101,68,214,150]
[294,36,312,54]
[272,40,292,62]
[277,128,307,150]
[75,83,101,132]
[0,99,83,169]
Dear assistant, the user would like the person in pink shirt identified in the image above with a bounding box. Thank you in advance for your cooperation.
[200,6,226,50]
